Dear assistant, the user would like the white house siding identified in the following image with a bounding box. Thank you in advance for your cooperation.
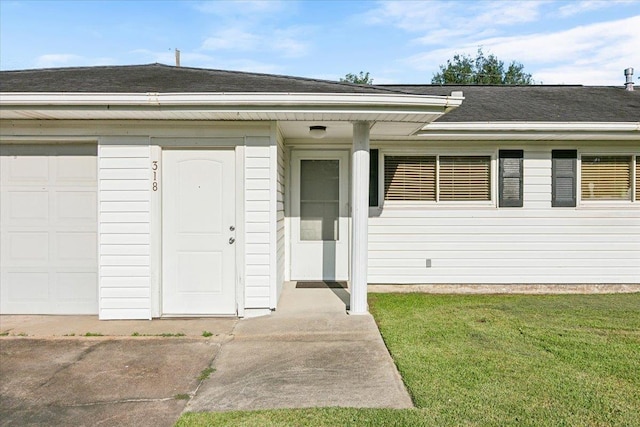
[244,136,273,309]
[275,127,286,302]
[369,144,640,285]
[98,139,152,319]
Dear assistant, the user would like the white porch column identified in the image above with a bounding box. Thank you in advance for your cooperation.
[350,121,370,314]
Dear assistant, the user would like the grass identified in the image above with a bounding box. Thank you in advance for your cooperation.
[131,332,186,337]
[176,293,640,427]
[369,293,640,426]
[198,367,215,381]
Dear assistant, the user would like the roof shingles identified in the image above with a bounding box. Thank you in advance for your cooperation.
[1,64,638,122]
[381,85,640,122]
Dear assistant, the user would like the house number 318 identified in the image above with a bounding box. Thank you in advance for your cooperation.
[152,161,158,191]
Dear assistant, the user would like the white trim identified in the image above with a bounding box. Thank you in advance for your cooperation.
[0,92,462,124]
[577,151,640,208]
[420,122,640,132]
[269,124,278,309]
[1,92,463,108]
[289,149,350,281]
[235,144,246,317]
[149,144,162,318]
[414,122,640,141]
[380,150,497,207]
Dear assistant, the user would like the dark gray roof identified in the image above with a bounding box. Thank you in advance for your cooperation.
[381,85,640,122]
[1,64,638,122]
[0,63,398,94]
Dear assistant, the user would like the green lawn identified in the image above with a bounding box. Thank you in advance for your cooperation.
[176,293,640,427]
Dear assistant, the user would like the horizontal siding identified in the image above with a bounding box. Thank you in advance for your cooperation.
[369,150,640,285]
[244,139,272,309]
[98,143,151,319]
[369,210,640,283]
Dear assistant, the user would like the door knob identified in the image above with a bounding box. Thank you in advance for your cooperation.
[229,237,235,244]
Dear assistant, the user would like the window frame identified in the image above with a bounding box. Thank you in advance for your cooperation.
[378,150,496,207]
[551,149,577,208]
[498,149,524,208]
[578,151,638,206]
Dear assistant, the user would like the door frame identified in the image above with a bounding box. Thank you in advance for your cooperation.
[149,138,245,318]
[289,149,350,281]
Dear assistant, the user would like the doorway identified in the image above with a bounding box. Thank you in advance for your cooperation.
[290,150,349,281]
[162,149,237,315]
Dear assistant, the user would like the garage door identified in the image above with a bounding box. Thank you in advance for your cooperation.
[0,144,98,314]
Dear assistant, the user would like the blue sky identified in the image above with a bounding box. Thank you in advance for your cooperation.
[1,0,639,85]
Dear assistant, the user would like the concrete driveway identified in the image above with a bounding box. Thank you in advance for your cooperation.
[0,317,237,426]
[0,337,225,427]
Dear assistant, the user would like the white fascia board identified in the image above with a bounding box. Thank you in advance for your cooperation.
[0,92,463,112]
[409,132,640,141]
[418,121,640,133]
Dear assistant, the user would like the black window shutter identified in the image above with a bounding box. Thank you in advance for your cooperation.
[552,150,577,207]
[369,149,379,207]
[499,150,523,207]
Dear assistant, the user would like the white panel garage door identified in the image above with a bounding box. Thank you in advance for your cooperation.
[0,144,98,314]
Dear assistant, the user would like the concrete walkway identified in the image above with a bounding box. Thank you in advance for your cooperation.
[0,282,412,426]
[185,281,413,412]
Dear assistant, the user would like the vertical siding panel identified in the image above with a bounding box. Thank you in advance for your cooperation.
[98,140,152,319]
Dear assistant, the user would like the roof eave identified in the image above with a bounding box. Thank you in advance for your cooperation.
[413,121,640,140]
[0,92,464,124]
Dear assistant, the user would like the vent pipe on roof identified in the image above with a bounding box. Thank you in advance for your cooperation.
[624,68,634,91]
[175,49,181,67]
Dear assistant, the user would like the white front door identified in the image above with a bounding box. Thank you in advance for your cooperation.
[291,151,349,281]
[162,149,236,315]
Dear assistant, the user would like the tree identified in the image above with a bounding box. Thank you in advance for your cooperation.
[340,71,373,85]
[432,48,533,85]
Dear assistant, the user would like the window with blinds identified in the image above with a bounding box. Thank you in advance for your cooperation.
[581,155,631,200]
[383,155,491,202]
[384,156,436,201]
[439,156,491,201]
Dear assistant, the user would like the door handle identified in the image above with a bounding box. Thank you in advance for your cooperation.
[229,237,235,244]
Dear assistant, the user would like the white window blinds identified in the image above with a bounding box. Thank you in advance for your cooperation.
[439,156,491,201]
[581,156,631,200]
[384,156,436,201]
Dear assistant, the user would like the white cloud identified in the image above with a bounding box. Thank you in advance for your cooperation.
[193,0,288,16]
[34,54,84,68]
[406,15,640,85]
[200,25,310,58]
[201,28,260,51]
[558,0,636,17]
[363,0,544,44]
[271,28,309,58]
